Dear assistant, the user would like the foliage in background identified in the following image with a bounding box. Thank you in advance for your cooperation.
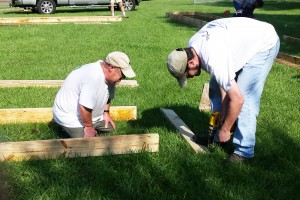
[0,0,299,199]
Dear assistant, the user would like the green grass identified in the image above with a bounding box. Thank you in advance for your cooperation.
[0,0,300,199]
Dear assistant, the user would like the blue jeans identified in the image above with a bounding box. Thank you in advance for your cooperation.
[233,1,243,11]
[209,38,280,158]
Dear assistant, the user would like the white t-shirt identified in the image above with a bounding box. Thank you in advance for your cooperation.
[188,17,278,91]
[53,61,115,127]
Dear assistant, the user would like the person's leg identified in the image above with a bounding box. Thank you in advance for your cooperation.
[209,77,222,113]
[233,1,243,11]
[209,77,222,142]
[117,0,128,17]
[61,126,84,138]
[233,39,280,158]
[110,0,115,16]
[60,122,114,138]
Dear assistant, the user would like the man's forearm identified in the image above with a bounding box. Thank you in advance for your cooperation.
[223,99,242,131]
[222,81,244,131]
[79,105,93,127]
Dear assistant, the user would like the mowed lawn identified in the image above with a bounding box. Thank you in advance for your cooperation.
[0,0,299,199]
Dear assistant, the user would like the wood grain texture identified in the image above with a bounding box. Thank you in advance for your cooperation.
[0,106,137,124]
[199,83,211,112]
[0,134,159,161]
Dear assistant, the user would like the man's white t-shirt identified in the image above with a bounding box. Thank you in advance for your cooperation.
[188,17,279,91]
[53,61,115,127]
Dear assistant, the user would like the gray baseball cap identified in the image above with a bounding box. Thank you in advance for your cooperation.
[167,49,188,87]
[104,51,136,78]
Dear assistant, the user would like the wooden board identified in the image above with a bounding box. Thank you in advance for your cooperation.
[0,16,121,25]
[166,12,220,29]
[276,52,300,66]
[275,58,300,70]
[0,106,137,124]
[160,108,207,153]
[0,133,159,161]
[0,80,138,88]
[199,83,211,112]
[283,35,300,45]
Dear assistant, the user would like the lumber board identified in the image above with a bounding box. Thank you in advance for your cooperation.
[0,80,138,88]
[0,16,121,25]
[160,108,208,153]
[199,83,211,112]
[277,52,300,65]
[283,35,300,45]
[275,58,300,70]
[0,106,137,124]
[166,12,220,29]
[0,133,159,161]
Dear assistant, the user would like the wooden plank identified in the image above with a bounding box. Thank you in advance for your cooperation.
[0,106,137,124]
[166,12,208,29]
[160,108,208,153]
[275,58,300,70]
[277,52,300,65]
[0,80,138,88]
[0,16,121,25]
[283,35,300,45]
[166,12,220,29]
[0,133,159,161]
[199,83,211,112]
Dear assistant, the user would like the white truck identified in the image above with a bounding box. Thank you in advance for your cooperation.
[10,0,141,14]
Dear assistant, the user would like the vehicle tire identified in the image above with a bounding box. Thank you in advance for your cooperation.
[37,0,56,14]
[122,0,136,11]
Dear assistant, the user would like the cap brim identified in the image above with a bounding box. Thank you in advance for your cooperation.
[121,68,136,78]
[176,74,187,88]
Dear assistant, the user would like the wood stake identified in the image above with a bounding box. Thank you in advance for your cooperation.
[160,108,208,153]
[0,106,137,124]
[0,133,159,161]
[199,83,211,112]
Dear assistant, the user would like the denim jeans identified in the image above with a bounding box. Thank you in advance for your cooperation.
[233,1,243,11]
[209,38,280,158]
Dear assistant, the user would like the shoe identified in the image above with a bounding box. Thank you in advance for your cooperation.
[226,153,250,163]
[192,135,209,146]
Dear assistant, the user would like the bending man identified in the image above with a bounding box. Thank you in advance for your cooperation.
[167,17,279,162]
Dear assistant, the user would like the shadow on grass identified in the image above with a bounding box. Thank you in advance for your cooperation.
[129,105,210,136]
[1,103,299,199]
[292,74,300,80]
[4,119,300,199]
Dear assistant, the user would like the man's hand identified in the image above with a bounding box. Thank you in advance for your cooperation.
[103,111,116,130]
[84,127,98,138]
[218,127,231,142]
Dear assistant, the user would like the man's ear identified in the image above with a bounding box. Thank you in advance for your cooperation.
[187,59,196,67]
[107,65,114,73]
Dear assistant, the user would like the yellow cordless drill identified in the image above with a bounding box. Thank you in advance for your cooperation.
[208,111,220,145]
[207,111,236,145]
